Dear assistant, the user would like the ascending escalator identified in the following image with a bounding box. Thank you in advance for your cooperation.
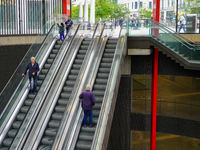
[1,39,62,150]
[38,38,92,150]
[75,37,118,150]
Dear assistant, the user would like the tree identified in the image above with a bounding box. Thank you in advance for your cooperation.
[71,0,130,21]
[138,3,152,18]
[180,0,200,18]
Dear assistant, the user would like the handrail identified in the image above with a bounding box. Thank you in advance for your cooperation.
[91,22,124,150]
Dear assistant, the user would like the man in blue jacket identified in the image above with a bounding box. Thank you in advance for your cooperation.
[65,16,73,33]
[79,85,96,127]
[22,57,40,94]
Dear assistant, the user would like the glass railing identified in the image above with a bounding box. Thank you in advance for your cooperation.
[91,19,128,149]
[128,19,200,63]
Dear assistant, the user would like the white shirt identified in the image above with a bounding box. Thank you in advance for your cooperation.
[180,16,186,25]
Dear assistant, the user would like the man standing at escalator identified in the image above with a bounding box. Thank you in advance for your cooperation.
[65,16,73,33]
[22,57,40,95]
[79,85,96,128]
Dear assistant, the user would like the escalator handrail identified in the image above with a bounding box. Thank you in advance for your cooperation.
[0,24,56,96]
[50,22,104,150]
[91,23,125,150]
[20,23,82,150]
[151,20,200,47]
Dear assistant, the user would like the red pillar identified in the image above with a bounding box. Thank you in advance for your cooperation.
[152,0,160,38]
[63,0,71,16]
[150,48,158,150]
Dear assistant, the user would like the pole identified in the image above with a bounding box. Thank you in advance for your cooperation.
[176,0,178,33]
[150,48,158,150]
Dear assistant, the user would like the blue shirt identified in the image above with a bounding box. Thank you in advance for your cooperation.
[79,90,96,110]
[65,19,73,28]
[24,61,40,77]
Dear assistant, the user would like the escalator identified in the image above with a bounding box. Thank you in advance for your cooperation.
[37,38,92,150]
[75,37,118,150]
[0,39,62,150]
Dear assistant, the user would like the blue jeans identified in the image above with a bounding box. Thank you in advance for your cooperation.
[178,24,186,33]
[84,110,93,126]
[66,27,70,33]
[60,34,65,40]
[29,76,37,92]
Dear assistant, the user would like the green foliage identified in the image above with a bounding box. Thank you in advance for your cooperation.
[180,0,200,16]
[71,0,130,21]
[139,3,152,18]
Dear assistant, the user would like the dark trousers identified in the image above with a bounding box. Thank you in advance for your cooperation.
[29,76,37,92]
[84,110,93,126]
[60,34,65,40]
[66,26,71,33]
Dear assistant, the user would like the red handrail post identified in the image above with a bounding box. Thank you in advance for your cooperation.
[150,48,158,150]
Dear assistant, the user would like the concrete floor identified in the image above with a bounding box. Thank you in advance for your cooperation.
[132,131,200,150]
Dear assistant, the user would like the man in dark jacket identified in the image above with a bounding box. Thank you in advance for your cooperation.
[79,85,96,127]
[65,16,73,33]
[22,57,40,94]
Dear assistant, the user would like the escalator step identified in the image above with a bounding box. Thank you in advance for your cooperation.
[103,53,114,58]
[78,132,94,141]
[65,81,76,86]
[93,91,105,96]
[41,136,54,145]
[68,75,77,80]
[52,49,59,54]
[41,69,48,74]
[44,64,51,69]
[63,86,73,92]
[104,49,115,53]
[58,99,69,105]
[24,99,33,106]
[55,105,66,112]
[100,63,112,68]
[96,79,108,84]
[82,41,91,45]
[8,129,18,137]
[107,40,118,44]
[93,110,100,117]
[28,94,35,99]
[49,54,56,59]
[12,121,21,129]
[101,58,113,63]
[77,54,86,59]
[97,73,109,79]
[78,50,87,54]
[3,138,13,147]
[56,41,62,45]
[60,93,71,99]
[38,145,51,150]
[72,64,82,69]
[105,44,116,49]
[80,45,88,50]
[75,60,83,64]
[70,69,79,75]
[16,113,25,121]
[93,103,102,110]
[80,126,96,132]
[98,68,110,73]
[93,85,106,90]
[95,97,103,103]
[37,80,43,86]
[0,147,9,150]
[52,113,63,120]
[20,106,29,113]
[54,45,60,49]
[48,120,60,128]
[38,75,46,80]
[45,128,57,136]
[47,59,54,64]
[76,141,92,149]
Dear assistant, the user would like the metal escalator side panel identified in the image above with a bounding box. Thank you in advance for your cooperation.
[21,36,84,150]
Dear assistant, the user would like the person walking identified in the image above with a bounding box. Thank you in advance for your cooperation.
[79,85,96,127]
[56,21,65,41]
[22,57,40,94]
[178,13,186,33]
[119,17,123,27]
[65,16,73,33]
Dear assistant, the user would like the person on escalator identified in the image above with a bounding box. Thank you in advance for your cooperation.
[22,57,40,95]
[65,16,73,33]
[56,21,65,41]
[79,85,96,128]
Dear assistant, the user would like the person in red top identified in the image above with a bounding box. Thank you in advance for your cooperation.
[79,85,96,127]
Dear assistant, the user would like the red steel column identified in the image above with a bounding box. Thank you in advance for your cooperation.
[63,0,71,16]
[153,0,160,22]
[150,48,158,150]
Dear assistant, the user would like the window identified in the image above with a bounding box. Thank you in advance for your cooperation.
[135,2,137,9]
[149,2,152,8]
[132,2,133,9]
[172,0,174,6]
[168,0,170,7]
[140,2,143,7]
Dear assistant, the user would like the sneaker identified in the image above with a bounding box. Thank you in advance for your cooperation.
[83,125,87,128]
[89,124,95,128]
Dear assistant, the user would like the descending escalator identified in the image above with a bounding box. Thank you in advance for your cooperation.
[0,39,62,150]
[75,37,118,150]
[37,38,92,150]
